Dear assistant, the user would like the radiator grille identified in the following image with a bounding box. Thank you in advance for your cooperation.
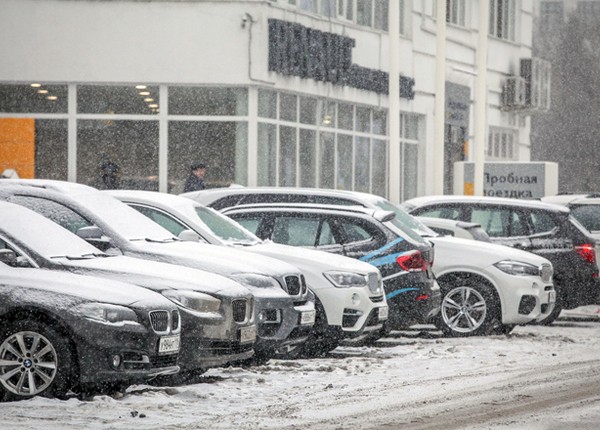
[232,299,247,322]
[285,275,301,295]
[149,311,169,333]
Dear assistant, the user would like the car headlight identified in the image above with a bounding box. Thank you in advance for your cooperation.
[162,290,221,313]
[324,271,369,288]
[75,303,139,326]
[494,261,540,277]
[231,273,282,290]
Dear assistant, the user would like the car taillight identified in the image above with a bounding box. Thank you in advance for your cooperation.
[396,250,428,272]
[574,244,596,265]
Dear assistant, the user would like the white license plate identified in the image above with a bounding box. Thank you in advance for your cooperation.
[378,306,389,320]
[548,290,556,304]
[300,310,316,325]
[240,325,256,344]
[158,335,180,354]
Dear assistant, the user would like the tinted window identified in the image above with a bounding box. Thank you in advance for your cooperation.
[194,206,259,244]
[471,208,528,237]
[234,217,262,235]
[570,205,600,232]
[340,222,373,243]
[415,205,462,220]
[272,217,322,246]
[529,210,559,235]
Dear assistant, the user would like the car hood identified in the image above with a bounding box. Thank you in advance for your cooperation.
[429,236,553,271]
[246,242,380,275]
[0,266,175,307]
[52,255,251,297]
[128,240,303,278]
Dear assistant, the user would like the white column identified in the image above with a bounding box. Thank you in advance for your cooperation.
[158,85,168,193]
[388,0,401,204]
[67,84,77,182]
[433,0,447,195]
[474,0,489,196]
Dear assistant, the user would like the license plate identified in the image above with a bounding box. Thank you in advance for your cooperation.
[300,310,316,326]
[548,290,556,304]
[240,325,256,344]
[378,306,389,320]
[158,335,180,354]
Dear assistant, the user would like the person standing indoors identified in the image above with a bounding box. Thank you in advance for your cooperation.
[183,162,207,192]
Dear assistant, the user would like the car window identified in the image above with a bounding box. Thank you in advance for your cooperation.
[529,210,559,235]
[272,216,322,246]
[569,205,600,232]
[234,217,263,235]
[471,208,528,237]
[414,205,462,220]
[318,221,336,245]
[428,227,455,237]
[210,195,247,210]
[130,204,188,237]
[10,195,92,233]
[340,222,372,242]
[193,206,260,244]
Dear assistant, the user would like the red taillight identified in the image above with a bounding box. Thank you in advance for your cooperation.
[396,250,428,272]
[575,244,596,265]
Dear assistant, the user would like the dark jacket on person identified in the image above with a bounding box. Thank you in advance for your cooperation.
[183,174,205,192]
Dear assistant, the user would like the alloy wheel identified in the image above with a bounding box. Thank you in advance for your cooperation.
[441,286,488,334]
[0,331,58,397]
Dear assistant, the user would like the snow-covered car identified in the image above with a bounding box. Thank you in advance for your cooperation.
[401,195,599,325]
[106,189,388,355]
[0,256,181,401]
[0,180,315,362]
[185,187,556,336]
[216,202,441,330]
[416,217,492,242]
[0,201,257,379]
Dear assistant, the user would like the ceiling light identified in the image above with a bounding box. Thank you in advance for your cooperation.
[30,83,42,88]
[322,115,332,125]
[47,96,58,101]
[135,85,147,89]
[144,98,154,102]
[148,104,159,108]
[38,89,49,94]
[139,91,150,96]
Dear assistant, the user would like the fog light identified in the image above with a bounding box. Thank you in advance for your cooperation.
[111,354,122,369]
[351,293,360,306]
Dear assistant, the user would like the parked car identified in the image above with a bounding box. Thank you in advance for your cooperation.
[401,195,599,324]
[541,193,600,268]
[0,180,315,362]
[0,201,257,380]
[185,187,556,335]
[213,202,440,330]
[0,254,181,401]
[417,217,492,242]
[106,189,388,355]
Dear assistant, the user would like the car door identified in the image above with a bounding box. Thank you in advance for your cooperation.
[334,216,389,260]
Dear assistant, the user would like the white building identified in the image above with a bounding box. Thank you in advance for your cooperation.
[0,0,543,200]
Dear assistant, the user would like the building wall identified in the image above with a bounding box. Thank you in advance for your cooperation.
[0,0,535,199]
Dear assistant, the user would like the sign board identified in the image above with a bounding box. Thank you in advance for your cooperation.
[454,162,558,199]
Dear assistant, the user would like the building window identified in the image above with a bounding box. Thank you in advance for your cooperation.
[78,85,159,115]
[446,0,466,26]
[577,1,600,15]
[489,0,516,41]
[487,128,517,161]
[0,83,67,114]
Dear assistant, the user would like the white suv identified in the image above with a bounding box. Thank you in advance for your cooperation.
[185,187,556,336]
[107,190,388,355]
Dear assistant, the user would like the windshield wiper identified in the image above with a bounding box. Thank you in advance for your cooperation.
[144,237,181,243]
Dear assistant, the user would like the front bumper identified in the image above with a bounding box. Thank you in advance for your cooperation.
[493,272,556,324]
[72,321,180,385]
[311,282,388,336]
[254,297,315,356]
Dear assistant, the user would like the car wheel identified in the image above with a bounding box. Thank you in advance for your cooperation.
[0,319,74,401]
[436,276,503,337]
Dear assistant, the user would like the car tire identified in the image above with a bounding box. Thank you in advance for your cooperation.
[0,319,74,401]
[436,274,505,337]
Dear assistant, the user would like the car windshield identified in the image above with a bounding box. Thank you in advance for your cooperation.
[0,206,100,259]
[194,206,261,245]
[73,192,177,241]
[364,195,438,241]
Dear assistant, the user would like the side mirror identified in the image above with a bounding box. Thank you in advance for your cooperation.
[0,249,17,266]
[178,229,200,242]
[76,226,103,239]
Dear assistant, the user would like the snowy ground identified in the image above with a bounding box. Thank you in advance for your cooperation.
[3,308,600,430]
